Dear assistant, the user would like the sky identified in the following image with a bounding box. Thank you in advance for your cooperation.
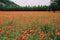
[10,0,51,7]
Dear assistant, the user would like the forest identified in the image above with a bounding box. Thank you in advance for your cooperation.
[0,0,60,11]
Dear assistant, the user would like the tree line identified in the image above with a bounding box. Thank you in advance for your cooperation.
[0,0,60,11]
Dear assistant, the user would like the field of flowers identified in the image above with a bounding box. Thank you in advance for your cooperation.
[0,11,60,40]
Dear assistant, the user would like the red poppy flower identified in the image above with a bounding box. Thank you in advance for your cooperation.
[0,29,4,33]
[38,31,41,35]
[6,26,13,29]
[57,32,60,36]
[40,34,45,38]
[15,37,18,40]
[22,31,27,34]
[48,34,52,38]
[20,36,25,40]
[20,29,28,34]
[30,28,34,33]
[22,29,28,34]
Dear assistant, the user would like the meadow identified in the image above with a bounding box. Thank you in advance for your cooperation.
[0,11,60,40]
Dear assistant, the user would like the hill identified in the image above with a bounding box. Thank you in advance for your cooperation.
[0,0,20,10]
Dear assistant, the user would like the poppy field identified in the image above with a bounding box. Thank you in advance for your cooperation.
[0,11,60,40]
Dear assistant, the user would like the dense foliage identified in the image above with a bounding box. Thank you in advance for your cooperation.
[49,0,60,11]
[0,0,60,11]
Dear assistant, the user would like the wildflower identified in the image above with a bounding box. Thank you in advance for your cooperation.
[40,33,45,38]
[6,26,13,29]
[20,29,28,34]
[20,36,25,40]
[22,31,27,34]
[48,34,52,38]
[38,31,41,35]
[30,28,34,33]
[23,29,28,34]
[15,37,18,40]
[57,32,60,36]
[0,29,4,33]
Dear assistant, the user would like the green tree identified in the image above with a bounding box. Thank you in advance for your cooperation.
[50,0,60,11]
